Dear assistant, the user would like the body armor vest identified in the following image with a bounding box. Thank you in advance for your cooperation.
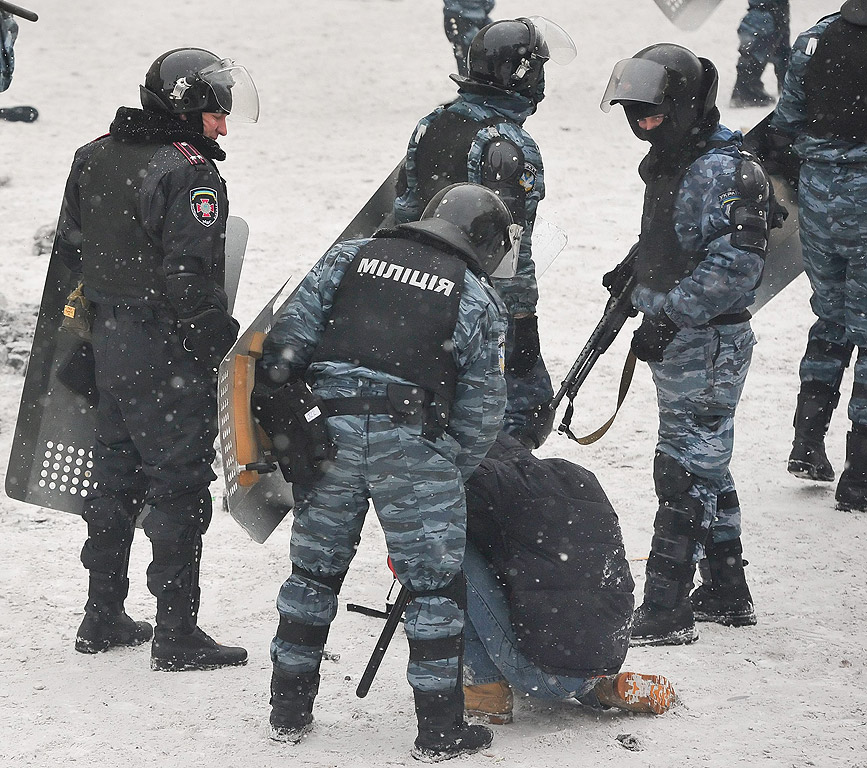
[804,18,867,142]
[311,235,466,405]
[79,140,167,303]
[415,108,502,207]
[635,140,735,293]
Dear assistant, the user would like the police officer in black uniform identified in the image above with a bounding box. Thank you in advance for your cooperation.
[54,48,258,671]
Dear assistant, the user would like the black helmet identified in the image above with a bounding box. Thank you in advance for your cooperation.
[451,16,575,102]
[600,43,718,145]
[140,48,259,122]
[400,183,523,278]
[842,0,867,25]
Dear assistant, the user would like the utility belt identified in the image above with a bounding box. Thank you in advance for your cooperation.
[94,302,175,324]
[322,383,449,441]
[708,310,751,326]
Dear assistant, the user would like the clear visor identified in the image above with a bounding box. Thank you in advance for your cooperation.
[491,223,524,279]
[199,59,260,122]
[527,16,576,65]
[600,58,669,112]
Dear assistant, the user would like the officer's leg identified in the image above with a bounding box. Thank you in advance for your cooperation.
[503,354,555,449]
[106,316,244,670]
[731,0,776,107]
[269,414,368,742]
[790,165,854,481]
[769,0,791,90]
[367,417,492,760]
[832,168,867,510]
[634,325,754,646]
[691,477,757,627]
[76,308,152,653]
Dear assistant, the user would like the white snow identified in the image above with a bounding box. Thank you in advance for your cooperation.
[1,1,865,766]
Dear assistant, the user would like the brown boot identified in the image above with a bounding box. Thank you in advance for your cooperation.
[593,672,675,715]
[464,680,513,724]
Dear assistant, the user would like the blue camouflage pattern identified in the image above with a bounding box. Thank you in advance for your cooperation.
[736,0,791,86]
[649,324,756,549]
[0,11,18,92]
[632,123,765,548]
[394,92,553,437]
[443,1,495,76]
[263,237,507,691]
[772,14,867,425]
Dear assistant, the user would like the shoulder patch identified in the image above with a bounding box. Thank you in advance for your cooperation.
[805,37,818,56]
[190,187,219,227]
[519,162,538,193]
[173,141,207,166]
[718,190,741,216]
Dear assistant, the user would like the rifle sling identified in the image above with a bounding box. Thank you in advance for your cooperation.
[558,350,637,445]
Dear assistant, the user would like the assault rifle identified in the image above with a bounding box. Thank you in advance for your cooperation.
[551,244,639,444]
[0,1,38,22]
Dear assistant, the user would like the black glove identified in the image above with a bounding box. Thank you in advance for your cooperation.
[178,306,240,370]
[506,315,541,377]
[631,312,679,363]
[602,254,636,297]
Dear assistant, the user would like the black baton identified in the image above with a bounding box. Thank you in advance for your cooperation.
[0,1,38,22]
[355,584,411,698]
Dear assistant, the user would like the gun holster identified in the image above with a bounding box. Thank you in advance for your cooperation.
[251,380,336,486]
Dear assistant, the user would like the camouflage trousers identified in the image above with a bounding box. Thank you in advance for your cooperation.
[271,413,466,693]
[736,0,790,84]
[649,322,756,551]
[798,161,867,424]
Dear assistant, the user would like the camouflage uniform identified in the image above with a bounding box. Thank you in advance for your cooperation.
[443,0,495,76]
[395,92,553,443]
[771,11,867,507]
[0,10,17,92]
[736,0,791,91]
[631,124,763,553]
[261,236,507,694]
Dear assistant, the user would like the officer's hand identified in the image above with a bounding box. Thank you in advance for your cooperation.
[507,314,541,378]
[630,312,679,363]
[602,255,636,297]
[179,307,240,370]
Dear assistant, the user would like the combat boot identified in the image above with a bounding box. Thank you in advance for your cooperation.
[464,680,513,724]
[836,425,867,511]
[691,538,756,626]
[788,381,838,482]
[269,668,319,743]
[730,58,774,108]
[629,598,698,647]
[592,672,676,715]
[75,572,152,654]
[151,626,247,671]
[411,687,493,762]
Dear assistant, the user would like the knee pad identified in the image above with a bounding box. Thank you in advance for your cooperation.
[405,572,466,664]
[653,452,694,501]
[142,488,212,540]
[275,566,348,649]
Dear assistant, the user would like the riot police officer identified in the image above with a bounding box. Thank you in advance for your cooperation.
[601,44,770,645]
[442,0,495,76]
[731,0,791,108]
[54,48,258,671]
[772,1,867,512]
[395,16,575,449]
[256,183,515,761]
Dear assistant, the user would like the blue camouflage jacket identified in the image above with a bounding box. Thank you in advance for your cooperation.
[631,125,766,328]
[394,90,544,317]
[262,237,508,481]
[443,0,495,20]
[771,13,867,165]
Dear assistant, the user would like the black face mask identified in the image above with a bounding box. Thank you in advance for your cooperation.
[623,101,680,147]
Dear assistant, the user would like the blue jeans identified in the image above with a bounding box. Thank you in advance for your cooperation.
[463,543,598,701]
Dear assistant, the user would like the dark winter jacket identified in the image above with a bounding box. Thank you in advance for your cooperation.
[465,432,634,677]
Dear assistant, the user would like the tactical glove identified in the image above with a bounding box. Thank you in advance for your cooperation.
[507,314,541,377]
[602,254,636,297]
[178,307,240,371]
[631,312,679,363]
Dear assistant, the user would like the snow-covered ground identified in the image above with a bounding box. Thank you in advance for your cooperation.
[2,1,865,766]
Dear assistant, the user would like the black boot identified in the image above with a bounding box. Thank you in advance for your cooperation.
[269,668,319,743]
[148,536,247,671]
[788,381,838,482]
[411,686,493,763]
[730,57,774,108]
[75,573,153,653]
[630,454,703,647]
[691,538,756,626]
[836,425,867,511]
